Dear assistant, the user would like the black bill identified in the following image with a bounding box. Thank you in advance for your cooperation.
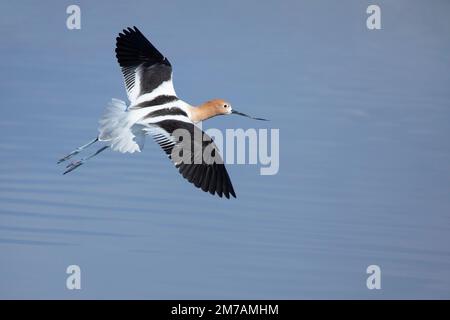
[231,110,268,121]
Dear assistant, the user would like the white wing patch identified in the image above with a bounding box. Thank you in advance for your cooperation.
[131,77,177,106]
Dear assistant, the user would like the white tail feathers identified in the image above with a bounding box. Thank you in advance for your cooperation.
[98,99,145,153]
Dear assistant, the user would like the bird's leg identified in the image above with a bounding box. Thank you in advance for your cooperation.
[63,146,109,175]
[58,137,99,164]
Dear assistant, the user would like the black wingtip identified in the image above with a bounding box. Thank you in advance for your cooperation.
[115,26,169,68]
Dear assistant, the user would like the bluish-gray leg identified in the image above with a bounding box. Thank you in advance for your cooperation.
[63,145,109,175]
[58,137,99,164]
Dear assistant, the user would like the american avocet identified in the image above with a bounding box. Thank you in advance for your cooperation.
[58,26,267,198]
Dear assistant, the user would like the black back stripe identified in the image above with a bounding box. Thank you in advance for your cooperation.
[129,95,179,110]
[144,107,188,119]
[139,64,172,94]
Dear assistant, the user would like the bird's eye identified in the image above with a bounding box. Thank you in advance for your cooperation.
[224,104,228,108]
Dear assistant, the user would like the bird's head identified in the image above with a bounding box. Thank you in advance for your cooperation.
[194,99,268,122]
[202,99,233,116]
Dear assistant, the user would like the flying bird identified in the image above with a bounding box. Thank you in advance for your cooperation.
[58,26,267,199]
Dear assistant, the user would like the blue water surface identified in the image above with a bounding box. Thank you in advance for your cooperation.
[0,0,449,298]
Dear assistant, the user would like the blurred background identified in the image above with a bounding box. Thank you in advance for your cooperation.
[1,0,449,298]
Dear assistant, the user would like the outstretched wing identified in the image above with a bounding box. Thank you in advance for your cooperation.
[146,120,236,199]
[115,26,176,104]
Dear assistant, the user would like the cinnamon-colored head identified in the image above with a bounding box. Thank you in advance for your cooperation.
[191,99,232,122]
[190,98,267,123]
[204,99,233,115]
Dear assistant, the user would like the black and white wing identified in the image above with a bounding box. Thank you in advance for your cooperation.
[115,26,176,104]
[147,120,236,199]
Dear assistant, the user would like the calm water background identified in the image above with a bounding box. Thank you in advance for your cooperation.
[1,0,450,299]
